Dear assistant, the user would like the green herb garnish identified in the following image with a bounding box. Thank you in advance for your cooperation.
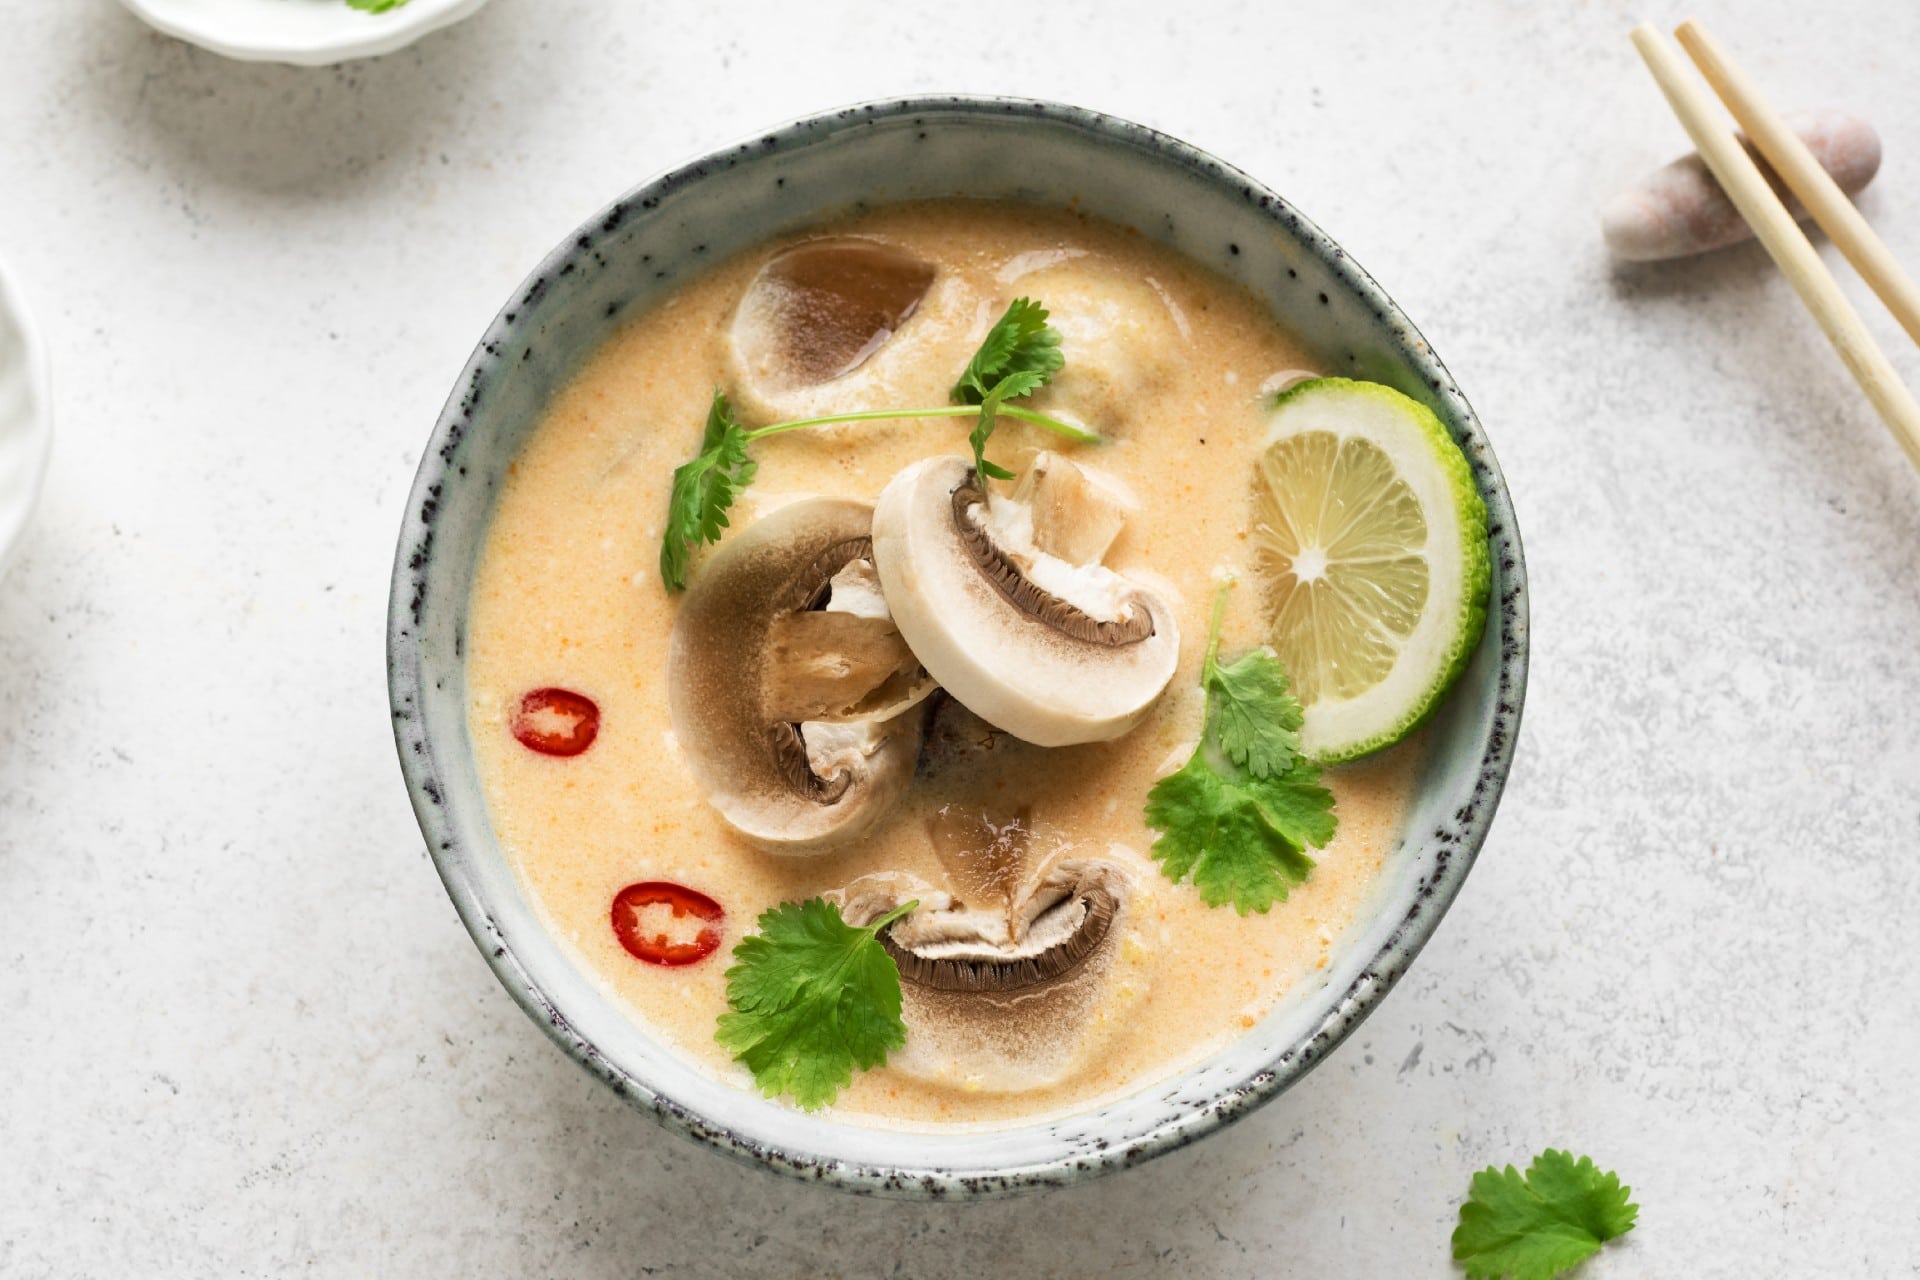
[1143,582,1336,913]
[346,0,412,12]
[714,897,917,1110]
[950,297,1065,482]
[657,297,1089,590]
[1452,1150,1639,1279]
[658,392,756,593]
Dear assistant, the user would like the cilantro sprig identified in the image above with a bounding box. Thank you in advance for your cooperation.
[1453,1150,1639,1279]
[714,897,917,1110]
[1143,582,1337,913]
[657,297,1090,590]
[658,392,757,592]
[950,297,1065,482]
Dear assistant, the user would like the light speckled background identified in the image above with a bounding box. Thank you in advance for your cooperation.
[3,1,1917,1275]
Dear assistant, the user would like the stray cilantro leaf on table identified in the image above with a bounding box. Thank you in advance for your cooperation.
[952,297,1065,483]
[714,897,915,1110]
[1452,1150,1638,1280]
[1143,582,1336,913]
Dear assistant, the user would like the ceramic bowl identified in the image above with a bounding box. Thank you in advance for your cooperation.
[0,257,52,579]
[119,0,490,66]
[388,97,1528,1198]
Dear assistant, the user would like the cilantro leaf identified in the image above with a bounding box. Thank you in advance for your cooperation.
[1143,582,1336,914]
[1453,1150,1639,1280]
[1144,753,1317,912]
[952,298,1064,482]
[658,390,757,591]
[952,297,1064,406]
[1207,648,1304,780]
[714,898,914,1110]
[1250,759,1337,849]
[655,299,1087,587]
[346,0,411,11]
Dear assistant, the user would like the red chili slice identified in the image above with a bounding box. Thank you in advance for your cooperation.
[611,881,725,967]
[511,687,600,757]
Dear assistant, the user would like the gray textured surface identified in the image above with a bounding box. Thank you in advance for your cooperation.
[2,1,1916,1275]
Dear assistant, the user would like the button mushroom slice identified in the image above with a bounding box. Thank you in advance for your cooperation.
[871,454,1180,747]
[667,497,931,855]
[843,860,1151,1094]
[726,237,968,425]
[880,859,1122,993]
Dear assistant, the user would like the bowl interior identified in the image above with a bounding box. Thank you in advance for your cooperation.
[390,99,1527,1196]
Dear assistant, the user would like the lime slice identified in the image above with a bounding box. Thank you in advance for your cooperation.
[1250,377,1490,762]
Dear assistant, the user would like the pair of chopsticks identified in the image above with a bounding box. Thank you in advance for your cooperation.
[1632,20,1920,471]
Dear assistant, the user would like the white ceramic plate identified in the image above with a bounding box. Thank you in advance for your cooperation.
[119,0,491,66]
[0,258,51,579]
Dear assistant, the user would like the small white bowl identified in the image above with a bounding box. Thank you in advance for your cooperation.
[0,257,51,579]
[119,0,491,66]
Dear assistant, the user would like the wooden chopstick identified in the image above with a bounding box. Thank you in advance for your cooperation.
[1676,19,1920,348]
[1630,23,1920,471]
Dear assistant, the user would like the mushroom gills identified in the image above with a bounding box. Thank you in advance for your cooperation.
[881,862,1119,993]
[871,453,1181,747]
[845,860,1150,1094]
[667,498,926,855]
[959,479,1147,642]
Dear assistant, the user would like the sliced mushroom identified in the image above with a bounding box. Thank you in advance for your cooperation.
[762,558,935,722]
[871,454,1180,747]
[843,860,1149,1094]
[726,237,969,425]
[668,497,934,854]
[881,859,1121,993]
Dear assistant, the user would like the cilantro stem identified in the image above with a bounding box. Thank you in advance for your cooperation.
[744,406,1100,446]
[863,899,920,936]
[1202,580,1232,685]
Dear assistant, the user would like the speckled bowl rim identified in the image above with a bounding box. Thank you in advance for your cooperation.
[0,255,53,578]
[388,96,1528,1198]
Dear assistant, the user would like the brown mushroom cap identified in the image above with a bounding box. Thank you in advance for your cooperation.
[668,498,928,855]
[841,859,1146,1093]
[726,238,967,426]
[849,860,1129,994]
[729,238,936,391]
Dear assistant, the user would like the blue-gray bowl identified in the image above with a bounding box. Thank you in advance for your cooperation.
[387,96,1528,1198]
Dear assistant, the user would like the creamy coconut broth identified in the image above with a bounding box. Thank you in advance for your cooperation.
[465,202,1421,1127]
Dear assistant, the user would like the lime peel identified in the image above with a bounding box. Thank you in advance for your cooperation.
[1252,377,1490,762]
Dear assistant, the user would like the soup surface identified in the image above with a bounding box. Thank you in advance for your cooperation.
[465,201,1420,1127]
